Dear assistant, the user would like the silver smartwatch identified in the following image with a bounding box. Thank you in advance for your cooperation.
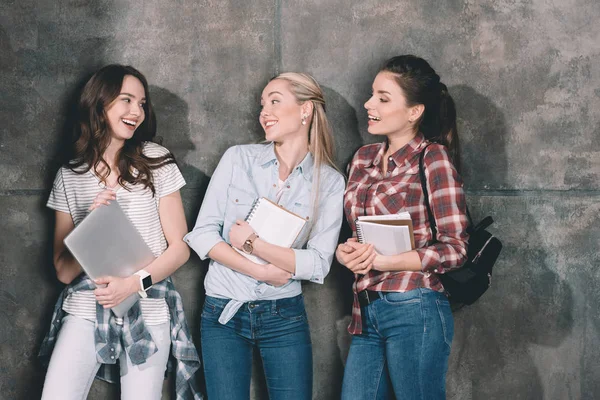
[134,270,153,298]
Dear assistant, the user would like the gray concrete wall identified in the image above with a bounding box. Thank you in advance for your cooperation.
[1,0,598,399]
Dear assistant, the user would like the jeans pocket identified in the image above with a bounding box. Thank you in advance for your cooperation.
[276,298,307,321]
[382,290,421,305]
[436,297,454,348]
[201,297,224,318]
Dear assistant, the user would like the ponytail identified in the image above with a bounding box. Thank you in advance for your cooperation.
[437,83,460,172]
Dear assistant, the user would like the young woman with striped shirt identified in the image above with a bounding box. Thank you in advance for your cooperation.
[337,55,470,399]
[39,65,201,399]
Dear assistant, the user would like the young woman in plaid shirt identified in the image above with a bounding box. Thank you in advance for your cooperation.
[337,55,469,399]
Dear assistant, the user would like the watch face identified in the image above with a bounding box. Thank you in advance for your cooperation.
[142,275,153,290]
[242,242,253,254]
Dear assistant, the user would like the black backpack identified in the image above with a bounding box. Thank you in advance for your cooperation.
[419,145,502,305]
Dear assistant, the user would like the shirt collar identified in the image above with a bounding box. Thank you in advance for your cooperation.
[370,132,427,168]
[296,151,314,180]
[258,141,278,166]
[258,142,314,181]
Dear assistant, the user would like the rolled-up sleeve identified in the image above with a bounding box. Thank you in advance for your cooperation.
[292,173,345,283]
[47,168,70,213]
[416,145,469,274]
[184,147,235,260]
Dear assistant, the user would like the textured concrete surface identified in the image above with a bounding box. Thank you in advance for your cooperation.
[1,0,599,399]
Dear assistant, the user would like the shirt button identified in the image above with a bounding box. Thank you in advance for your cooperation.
[110,356,115,360]
[56,319,60,323]
[249,304,255,309]
[110,348,114,352]
[273,184,276,188]
[235,199,239,202]
[287,185,290,189]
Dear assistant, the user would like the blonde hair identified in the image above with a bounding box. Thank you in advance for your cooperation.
[273,72,339,220]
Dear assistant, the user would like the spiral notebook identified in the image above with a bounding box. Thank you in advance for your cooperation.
[356,212,415,256]
[235,197,307,264]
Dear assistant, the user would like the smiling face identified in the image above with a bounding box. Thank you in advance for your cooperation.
[105,75,146,142]
[259,78,308,143]
[364,71,423,139]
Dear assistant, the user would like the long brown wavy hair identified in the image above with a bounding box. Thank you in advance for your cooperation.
[66,64,175,194]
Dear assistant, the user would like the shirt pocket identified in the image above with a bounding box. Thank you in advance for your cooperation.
[225,185,257,223]
[289,195,313,247]
[380,166,420,212]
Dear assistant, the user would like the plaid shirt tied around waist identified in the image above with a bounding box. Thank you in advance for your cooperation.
[39,274,203,399]
[344,133,469,334]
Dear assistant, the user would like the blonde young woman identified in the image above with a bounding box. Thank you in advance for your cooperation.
[185,73,344,400]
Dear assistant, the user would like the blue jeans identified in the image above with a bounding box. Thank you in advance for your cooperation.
[201,294,312,400]
[341,288,454,400]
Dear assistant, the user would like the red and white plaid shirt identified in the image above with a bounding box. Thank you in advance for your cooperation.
[344,133,469,334]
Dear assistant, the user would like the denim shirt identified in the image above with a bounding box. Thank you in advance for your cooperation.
[184,143,344,323]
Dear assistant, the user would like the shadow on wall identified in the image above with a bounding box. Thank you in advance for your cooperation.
[455,85,509,191]
[150,85,210,396]
[319,86,366,375]
[447,85,574,399]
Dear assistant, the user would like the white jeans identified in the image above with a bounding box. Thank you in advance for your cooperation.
[41,314,170,400]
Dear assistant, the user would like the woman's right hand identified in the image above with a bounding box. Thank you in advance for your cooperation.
[89,189,117,211]
[259,263,292,287]
[336,238,376,274]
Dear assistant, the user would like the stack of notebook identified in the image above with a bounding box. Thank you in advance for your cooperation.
[355,212,415,255]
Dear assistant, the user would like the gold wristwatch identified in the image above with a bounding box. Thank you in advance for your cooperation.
[242,233,259,254]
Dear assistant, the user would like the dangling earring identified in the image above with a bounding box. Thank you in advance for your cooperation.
[301,114,307,125]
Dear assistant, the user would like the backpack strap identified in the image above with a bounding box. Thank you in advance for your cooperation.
[418,143,476,239]
[418,143,438,241]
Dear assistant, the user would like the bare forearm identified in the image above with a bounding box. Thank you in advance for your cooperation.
[373,250,423,272]
[252,239,296,274]
[54,250,84,284]
[142,240,190,283]
[208,242,265,280]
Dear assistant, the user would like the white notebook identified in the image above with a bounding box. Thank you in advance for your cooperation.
[356,212,415,256]
[235,197,307,264]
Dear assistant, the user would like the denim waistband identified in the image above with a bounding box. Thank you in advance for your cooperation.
[205,294,305,322]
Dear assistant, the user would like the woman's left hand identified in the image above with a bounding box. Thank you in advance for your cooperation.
[94,275,139,308]
[229,220,255,250]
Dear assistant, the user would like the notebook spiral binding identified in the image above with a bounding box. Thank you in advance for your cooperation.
[245,198,261,223]
[355,220,365,244]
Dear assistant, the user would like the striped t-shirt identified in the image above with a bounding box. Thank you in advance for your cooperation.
[47,141,186,325]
